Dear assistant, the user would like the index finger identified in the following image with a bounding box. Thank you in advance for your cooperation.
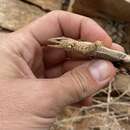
[24,10,112,47]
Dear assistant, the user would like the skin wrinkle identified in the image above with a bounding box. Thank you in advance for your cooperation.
[58,11,82,39]
[78,17,85,40]
[4,33,37,69]
[0,48,34,78]
[29,27,44,47]
[69,66,89,101]
[11,32,44,78]
[70,70,88,100]
[20,33,42,69]
[56,12,69,62]
[57,11,64,37]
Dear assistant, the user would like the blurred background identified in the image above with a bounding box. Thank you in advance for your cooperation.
[0,0,130,130]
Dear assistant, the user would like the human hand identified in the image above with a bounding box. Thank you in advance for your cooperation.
[0,11,123,130]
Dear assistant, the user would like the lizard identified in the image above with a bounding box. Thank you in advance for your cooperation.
[47,36,130,72]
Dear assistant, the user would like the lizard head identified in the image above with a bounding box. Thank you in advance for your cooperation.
[47,37,75,50]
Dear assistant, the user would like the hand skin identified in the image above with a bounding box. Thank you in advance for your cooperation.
[0,11,124,130]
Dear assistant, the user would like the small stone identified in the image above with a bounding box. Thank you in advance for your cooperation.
[0,0,44,31]
[24,0,62,10]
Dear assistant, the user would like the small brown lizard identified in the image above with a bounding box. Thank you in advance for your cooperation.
[48,37,130,63]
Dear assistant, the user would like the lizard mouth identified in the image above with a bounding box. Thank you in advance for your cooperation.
[47,37,67,48]
[47,37,63,48]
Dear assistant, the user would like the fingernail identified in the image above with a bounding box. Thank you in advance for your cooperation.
[89,60,113,81]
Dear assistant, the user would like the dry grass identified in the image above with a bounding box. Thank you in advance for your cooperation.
[52,77,130,130]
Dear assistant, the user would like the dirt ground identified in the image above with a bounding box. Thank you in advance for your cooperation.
[0,0,130,130]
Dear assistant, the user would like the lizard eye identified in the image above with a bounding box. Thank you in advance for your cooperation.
[68,45,72,48]
[67,44,74,49]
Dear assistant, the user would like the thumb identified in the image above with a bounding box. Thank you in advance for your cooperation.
[52,60,116,107]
